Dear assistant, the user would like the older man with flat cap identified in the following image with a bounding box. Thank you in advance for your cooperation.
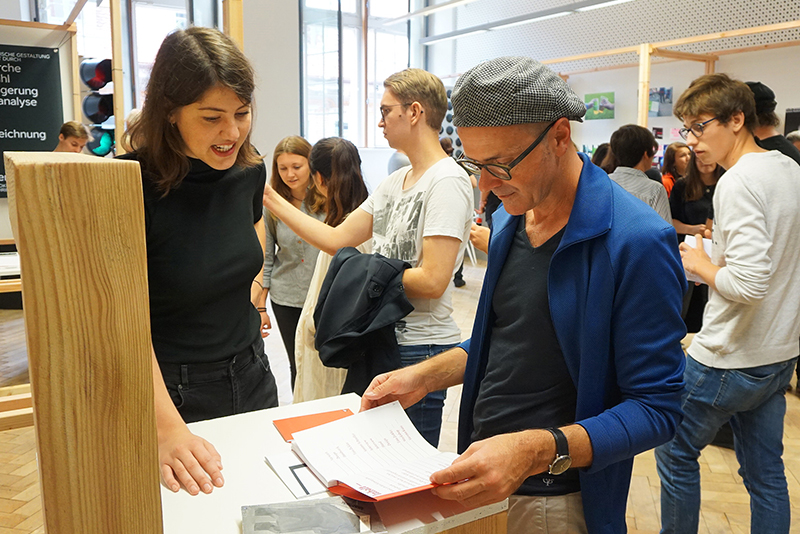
[362,56,687,534]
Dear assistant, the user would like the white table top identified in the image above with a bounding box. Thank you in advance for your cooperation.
[160,394,506,534]
[0,253,20,277]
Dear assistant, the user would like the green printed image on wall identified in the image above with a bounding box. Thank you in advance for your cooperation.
[584,92,615,120]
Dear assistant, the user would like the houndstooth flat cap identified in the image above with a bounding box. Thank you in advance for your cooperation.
[452,56,585,127]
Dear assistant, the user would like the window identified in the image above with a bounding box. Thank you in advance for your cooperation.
[301,0,410,147]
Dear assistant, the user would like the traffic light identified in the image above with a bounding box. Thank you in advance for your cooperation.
[80,58,114,124]
[86,126,115,157]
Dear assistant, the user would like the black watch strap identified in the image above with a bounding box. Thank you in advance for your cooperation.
[546,427,569,457]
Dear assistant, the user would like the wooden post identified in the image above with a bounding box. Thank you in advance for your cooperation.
[223,0,244,49]
[109,0,127,154]
[705,60,716,74]
[4,152,162,533]
[637,43,652,128]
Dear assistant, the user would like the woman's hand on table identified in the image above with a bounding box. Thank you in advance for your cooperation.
[159,425,225,495]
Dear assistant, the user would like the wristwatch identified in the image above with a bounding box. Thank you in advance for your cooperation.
[545,427,572,475]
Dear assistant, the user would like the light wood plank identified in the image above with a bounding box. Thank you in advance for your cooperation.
[4,152,161,533]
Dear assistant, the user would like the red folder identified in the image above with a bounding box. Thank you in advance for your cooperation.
[273,408,354,442]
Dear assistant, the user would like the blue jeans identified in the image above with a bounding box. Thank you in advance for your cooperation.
[655,355,796,534]
[398,343,458,447]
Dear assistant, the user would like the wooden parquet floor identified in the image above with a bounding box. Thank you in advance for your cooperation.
[3,269,800,532]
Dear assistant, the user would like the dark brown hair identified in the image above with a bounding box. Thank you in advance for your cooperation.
[661,142,689,178]
[270,136,325,215]
[309,137,369,227]
[609,124,657,168]
[674,73,757,131]
[682,150,723,202]
[127,27,260,194]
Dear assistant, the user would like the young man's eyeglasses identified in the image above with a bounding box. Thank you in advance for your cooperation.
[679,117,718,140]
[456,121,556,180]
[379,103,413,121]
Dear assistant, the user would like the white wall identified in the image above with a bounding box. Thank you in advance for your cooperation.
[242,0,302,169]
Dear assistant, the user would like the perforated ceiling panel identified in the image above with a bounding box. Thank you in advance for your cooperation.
[426,0,800,75]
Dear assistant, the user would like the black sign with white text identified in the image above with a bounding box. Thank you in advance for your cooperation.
[0,44,63,198]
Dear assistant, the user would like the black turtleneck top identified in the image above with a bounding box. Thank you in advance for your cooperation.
[119,153,266,364]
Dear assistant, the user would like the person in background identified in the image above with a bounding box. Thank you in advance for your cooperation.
[362,56,686,534]
[745,81,800,166]
[607,124,672,222]
[787,130,800,152]
[120,27,278,496]
[644,138,663,184]
[660,142,691,197]
[387,149,411,174]
[656,73,800,534]
[53,121,90,153]
[261,136,326,389]
[442,136,476,289]
[590,142,609,168]
[119,108,141,153]
[670,151,723,333]
[293,137,370,403]
[263,68,473,447]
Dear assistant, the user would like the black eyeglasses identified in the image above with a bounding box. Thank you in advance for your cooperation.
[379,103,413,121]
[679,117,718,140]
[456,121,556,180]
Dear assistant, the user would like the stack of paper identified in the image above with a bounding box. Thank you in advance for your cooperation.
[289,401,458,502]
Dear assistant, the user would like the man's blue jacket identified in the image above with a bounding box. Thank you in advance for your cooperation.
[458,154,687,533]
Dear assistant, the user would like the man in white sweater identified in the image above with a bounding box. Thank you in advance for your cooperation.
[656,73,800,534]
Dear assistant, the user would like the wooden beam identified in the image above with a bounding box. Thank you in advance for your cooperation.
[541,45,639,65]
[0,238,15,246]
[0,384,31,397]
[652,20,800,49]
[64,0,89,26]
[714,38,800,56]
[0,407,33,431]
[0,279,21,293]
[637,43,652,128]
[705,60,715,75]
[109,0,126,154]
[69,24,81,122]
[651,48,718,62]
[0,393,32,413]
[0,18,77,32]
[5,151,162,533]
[223,0,244,49]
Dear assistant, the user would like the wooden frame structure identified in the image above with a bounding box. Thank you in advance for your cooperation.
[541,20,800,127]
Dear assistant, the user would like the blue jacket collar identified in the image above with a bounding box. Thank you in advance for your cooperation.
[493,153,613,249]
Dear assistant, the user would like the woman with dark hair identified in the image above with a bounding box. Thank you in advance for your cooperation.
[591,142,610,168]
[293,137,370,402]
[261,136,325,389]
[660,142,691,197]
[120,27,278,496]
[669,151,723,332]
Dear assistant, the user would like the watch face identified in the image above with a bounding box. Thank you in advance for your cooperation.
[549,455,572,475]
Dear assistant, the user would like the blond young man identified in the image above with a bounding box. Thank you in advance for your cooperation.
[262,69,472,447]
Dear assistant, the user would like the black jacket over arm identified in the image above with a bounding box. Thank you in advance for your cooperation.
[314,247,413,395]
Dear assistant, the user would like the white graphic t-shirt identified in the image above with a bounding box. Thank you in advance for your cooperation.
[361,157,473,345]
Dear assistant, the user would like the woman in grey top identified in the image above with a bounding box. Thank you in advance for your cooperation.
[260,136,325,388]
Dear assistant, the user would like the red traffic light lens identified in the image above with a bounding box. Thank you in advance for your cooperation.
[80,59,112,90]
